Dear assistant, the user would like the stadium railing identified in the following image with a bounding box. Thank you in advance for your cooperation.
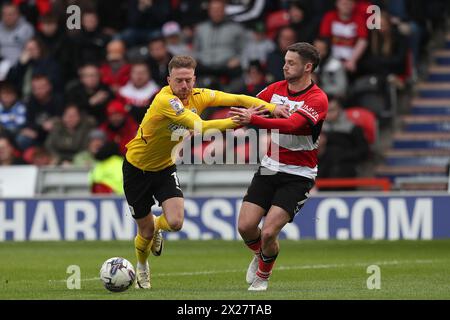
[32,165,398,196]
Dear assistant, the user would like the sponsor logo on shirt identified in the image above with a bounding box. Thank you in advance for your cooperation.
[168,123,187,132]
[298,104,319,122]
[169,98,184,115]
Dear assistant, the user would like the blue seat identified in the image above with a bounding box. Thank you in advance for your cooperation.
[411,106,450,115]
[404,122,450,132]
[385,156,450,166]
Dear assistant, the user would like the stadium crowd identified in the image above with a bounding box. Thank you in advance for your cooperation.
[0,0,448,191]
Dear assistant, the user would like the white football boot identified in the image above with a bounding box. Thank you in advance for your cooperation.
[246,254,259,284]
[248,275,269,291]
[135,262,151,289]
[151,229,164,256]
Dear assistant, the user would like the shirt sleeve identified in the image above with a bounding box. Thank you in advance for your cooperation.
[250,112,309,134]
[158,94,237,132]
[295,97,328,125]
[201,88,276,113]
[256,86,272,103]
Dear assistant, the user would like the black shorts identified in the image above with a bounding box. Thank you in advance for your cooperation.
[122,159,183,219]
[243,166,314,222]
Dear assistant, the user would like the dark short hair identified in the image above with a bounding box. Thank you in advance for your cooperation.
[31,74,51,82]
[168,55,197,74]
[287,42,320,71]
[0,82,17,95]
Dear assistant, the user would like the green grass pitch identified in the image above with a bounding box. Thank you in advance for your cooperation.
[0,240,449,300]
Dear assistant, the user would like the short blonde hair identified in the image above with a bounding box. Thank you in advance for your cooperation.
[168,55,197,74]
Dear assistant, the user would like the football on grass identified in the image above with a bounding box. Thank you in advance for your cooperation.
[99,257,135,292]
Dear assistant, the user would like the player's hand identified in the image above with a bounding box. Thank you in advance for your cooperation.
[230,105,267,125]
[273,104,290,118]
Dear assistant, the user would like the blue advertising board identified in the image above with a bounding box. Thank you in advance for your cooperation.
[0,194,449,241]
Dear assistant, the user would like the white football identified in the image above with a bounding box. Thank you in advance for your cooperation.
[99,257,136,292]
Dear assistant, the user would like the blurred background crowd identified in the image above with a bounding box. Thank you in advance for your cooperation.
[0,0,449,192]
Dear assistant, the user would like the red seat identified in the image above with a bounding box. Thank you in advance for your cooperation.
[345,107,377,145]
[265,10,290,39]
[91,183,114,194]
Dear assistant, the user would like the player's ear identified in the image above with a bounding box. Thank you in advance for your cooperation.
[305,62,313,73]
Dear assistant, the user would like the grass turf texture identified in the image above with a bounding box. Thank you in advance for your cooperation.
[0,240,449,300]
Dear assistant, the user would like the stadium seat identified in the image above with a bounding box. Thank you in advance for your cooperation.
[91,182,114,194]
[345,107,378,145]
[265,10,290,39]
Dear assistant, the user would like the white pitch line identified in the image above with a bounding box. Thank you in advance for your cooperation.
[48,259,438,283]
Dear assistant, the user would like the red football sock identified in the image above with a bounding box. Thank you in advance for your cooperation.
[256,251,278,280]
[244,236,261,255]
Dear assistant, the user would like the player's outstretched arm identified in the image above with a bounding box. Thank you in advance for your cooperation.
[230,107,309,134]
[179,108,238,133]
[158,94,238,133]
[208,90,290,118]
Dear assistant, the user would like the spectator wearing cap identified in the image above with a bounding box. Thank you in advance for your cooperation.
[100,39,131,94]
[99,100,138,155]
[118,62,160,123]
[73,129,106,167]
[162,21,192,56]
[241,22,275,70]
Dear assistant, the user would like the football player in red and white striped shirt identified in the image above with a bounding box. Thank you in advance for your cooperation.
[231,42,328,291]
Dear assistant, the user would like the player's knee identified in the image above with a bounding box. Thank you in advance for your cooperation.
[169,218,183,231]
[261,229,277,244]
[238,222,253,238]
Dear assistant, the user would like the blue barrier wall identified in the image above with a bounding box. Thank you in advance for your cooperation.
[1,194,449,240]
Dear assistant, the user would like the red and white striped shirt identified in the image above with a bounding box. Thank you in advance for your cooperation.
[253,80,328,180]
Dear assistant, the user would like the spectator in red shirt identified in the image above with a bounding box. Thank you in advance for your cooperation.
[118,61,160,123]
[99,99,138,155]
[316,0,368,73]
[100,39,131,93]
